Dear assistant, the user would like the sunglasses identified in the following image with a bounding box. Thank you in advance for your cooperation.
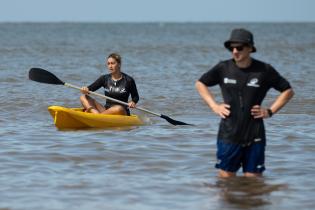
[228,45,247,52]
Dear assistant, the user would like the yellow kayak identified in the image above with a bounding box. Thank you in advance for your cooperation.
[48,105,144,129]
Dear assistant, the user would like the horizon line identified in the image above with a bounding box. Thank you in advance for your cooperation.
[0,20,314,24]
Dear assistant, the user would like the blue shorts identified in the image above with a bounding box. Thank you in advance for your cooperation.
[215,140,266,173]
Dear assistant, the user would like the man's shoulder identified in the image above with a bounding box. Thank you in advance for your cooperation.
[252,58,272,69]
[212,59,232,70]
[250,59,279,76]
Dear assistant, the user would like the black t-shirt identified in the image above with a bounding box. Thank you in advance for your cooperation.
[199,59,291,145]
[88,72,139,107]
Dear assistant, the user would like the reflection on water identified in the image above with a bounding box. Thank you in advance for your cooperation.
[206,177,287,209]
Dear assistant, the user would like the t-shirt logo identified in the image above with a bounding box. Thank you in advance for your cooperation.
[224,78,237,84]
[247,78,260,87]
[110,87,127,93]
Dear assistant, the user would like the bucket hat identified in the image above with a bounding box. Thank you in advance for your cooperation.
[224,28,256,52]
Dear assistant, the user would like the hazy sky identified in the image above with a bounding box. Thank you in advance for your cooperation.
[0,0,314,22]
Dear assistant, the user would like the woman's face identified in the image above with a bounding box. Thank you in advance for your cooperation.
[107,57,120,74]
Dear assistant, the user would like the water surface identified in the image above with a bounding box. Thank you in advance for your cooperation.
[0,22,314,210]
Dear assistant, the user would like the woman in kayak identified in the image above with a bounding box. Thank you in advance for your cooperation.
[80,53,139,115]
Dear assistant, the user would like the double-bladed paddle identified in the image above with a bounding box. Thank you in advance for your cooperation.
[28,68,191,125]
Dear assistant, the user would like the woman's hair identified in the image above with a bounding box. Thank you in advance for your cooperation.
[107,53,121,65]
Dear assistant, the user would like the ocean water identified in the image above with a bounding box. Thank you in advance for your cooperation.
[0,22,314,210]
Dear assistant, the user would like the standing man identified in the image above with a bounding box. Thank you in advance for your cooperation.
[195,28,294,178]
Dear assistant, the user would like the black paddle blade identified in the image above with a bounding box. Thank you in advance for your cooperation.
[160,114,192,126]
[29,68,65,85]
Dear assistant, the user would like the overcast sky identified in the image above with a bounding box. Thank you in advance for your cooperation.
[0,0,314,22]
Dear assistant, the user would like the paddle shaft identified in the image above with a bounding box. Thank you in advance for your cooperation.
[64,83,162,117]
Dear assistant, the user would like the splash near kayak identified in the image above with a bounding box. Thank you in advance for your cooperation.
[48,106,144,129]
